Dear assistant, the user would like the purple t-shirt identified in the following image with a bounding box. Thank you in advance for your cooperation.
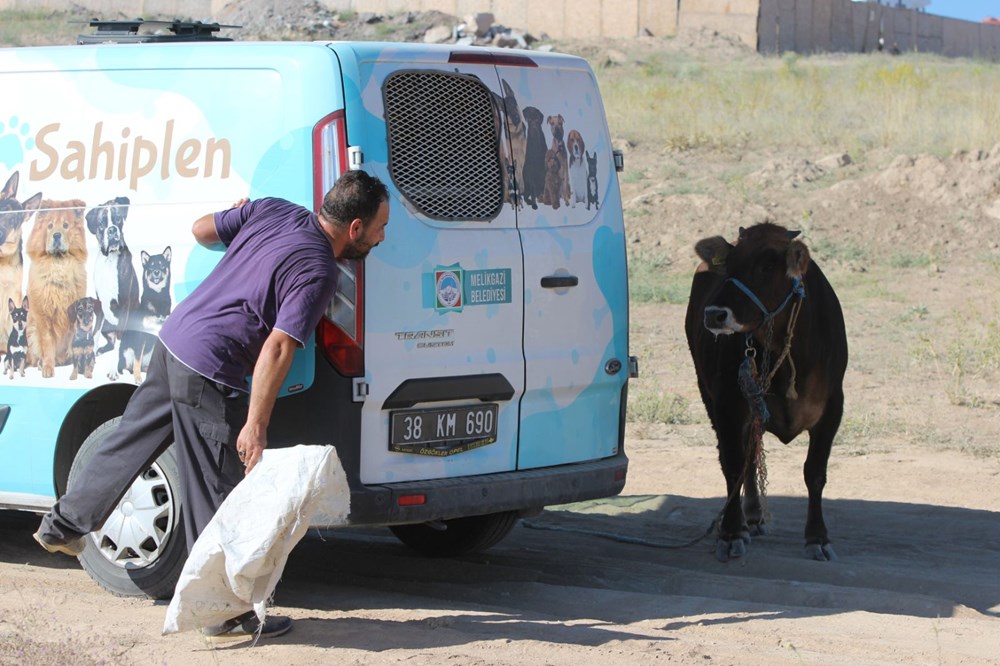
[160,198,338,391]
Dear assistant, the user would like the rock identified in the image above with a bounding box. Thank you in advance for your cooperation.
[423,25,453,44]
[817,153,852,170]
[465,12,495,37]
[604,49,628,65]
[493,32,527,49]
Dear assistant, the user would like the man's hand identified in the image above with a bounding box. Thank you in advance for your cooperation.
[236,422,267,474]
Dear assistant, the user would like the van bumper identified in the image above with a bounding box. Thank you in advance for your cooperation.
[345,451,628,526]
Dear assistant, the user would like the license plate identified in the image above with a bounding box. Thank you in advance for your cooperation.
[390,403,498,456]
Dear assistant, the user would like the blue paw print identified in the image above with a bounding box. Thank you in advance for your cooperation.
[0,117,34,171]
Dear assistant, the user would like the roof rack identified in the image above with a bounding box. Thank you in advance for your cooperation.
[76,19,240,45]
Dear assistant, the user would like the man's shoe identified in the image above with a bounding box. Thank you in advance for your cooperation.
[202,611,293,643]
[33,529,85,557]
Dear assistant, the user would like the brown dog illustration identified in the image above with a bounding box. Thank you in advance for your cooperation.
[27,199,88,378]
[542,150,563,210]
[0,172,42,355]
[545,114,571,207]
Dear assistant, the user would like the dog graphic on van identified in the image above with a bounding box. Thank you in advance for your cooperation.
[4,295,28,379]
[567,130,588,208]
[521,106,547,210]
[86,196,139,356]
[586,151,600,211]
[26,199,88,378]
[544,114,571,208]
[68,296,103,380]
[499,80,525,209]
[0,171,42,355]
[115,246,171,383]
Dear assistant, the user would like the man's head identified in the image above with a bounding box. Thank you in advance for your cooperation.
[320,171,390,260]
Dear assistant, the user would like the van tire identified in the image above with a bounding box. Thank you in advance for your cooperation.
[72,418,187,600]
[389,511,519,557]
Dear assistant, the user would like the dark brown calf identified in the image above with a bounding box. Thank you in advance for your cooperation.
[685,223,848,562]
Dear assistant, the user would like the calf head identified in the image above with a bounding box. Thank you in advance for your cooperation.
[695,223,809,336]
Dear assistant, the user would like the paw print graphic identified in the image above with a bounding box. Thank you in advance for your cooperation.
[0,117,34,170]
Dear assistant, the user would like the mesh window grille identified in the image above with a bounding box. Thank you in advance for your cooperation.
[383,71,504,221]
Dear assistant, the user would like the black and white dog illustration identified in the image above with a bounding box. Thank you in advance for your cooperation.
[586,151,600,211]
[521,106,547,210]
[4,296,28,379]
[85,197,139,355]
[116,247,171,383]
[68,296,103,380]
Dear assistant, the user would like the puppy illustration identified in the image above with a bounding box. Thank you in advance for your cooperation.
[26,199,88,378]
[68,297,103,380]
[567,130,588,208]
[499,80,526,209]
[545,114,571,207]
[586,151,600,211]
[86,197,139,355]
[542,151,563,210]
[116,247,171,383]
[521,106,547,210]
[0,172,42,354]
[4,296,28,379]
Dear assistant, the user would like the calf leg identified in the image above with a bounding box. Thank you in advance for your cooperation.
[742,457,768,536]
[802,388,843,561]
[715,419,753,562]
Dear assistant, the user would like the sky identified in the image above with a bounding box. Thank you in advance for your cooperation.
[926,1,997,21]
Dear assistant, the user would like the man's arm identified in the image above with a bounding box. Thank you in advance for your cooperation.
[193,197,248,250]
[192,214,222,249]
[236,329,299,474]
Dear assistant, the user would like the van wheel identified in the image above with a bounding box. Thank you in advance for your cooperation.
[71,418,187,600]
[389,511,519,557]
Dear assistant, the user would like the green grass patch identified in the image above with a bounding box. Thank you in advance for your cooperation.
[627,389,691,425]
[0,10,100,47]
[628,255,690,304]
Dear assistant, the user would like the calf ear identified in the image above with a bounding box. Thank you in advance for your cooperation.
[694,236,732,273]
[786,240,810,278]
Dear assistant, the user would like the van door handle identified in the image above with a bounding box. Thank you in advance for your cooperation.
[541,275,578,289]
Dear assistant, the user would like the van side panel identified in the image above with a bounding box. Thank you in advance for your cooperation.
[0,43,345,500]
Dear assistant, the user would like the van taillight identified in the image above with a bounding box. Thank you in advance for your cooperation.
[313,111,364,376]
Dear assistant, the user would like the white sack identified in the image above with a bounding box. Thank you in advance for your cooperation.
[162,444,350,634]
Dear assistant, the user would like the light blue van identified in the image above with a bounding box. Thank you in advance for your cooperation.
[0,21,634,598]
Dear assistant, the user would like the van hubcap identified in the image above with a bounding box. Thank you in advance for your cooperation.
[91,463,175,569]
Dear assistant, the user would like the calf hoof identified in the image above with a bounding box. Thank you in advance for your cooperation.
[804,542,837,561]
[748,521,768,537]
[715,533,750,562]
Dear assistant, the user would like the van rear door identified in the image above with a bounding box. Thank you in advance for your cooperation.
[501,55,630,470]
[332,44,525,485]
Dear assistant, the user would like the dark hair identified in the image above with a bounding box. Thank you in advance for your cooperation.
[320,170,388,227]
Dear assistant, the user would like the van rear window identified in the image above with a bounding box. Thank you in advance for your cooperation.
[383,71,503,221]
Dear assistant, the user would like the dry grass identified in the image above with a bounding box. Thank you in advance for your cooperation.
[592,48,1000,158]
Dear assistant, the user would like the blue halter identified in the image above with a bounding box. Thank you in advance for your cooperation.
[726,276,805,326]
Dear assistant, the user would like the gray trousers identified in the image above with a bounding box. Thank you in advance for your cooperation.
[39,341,248,550]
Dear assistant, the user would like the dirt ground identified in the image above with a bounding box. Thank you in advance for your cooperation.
[2,8,1000,665]
[1,429,998,665]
